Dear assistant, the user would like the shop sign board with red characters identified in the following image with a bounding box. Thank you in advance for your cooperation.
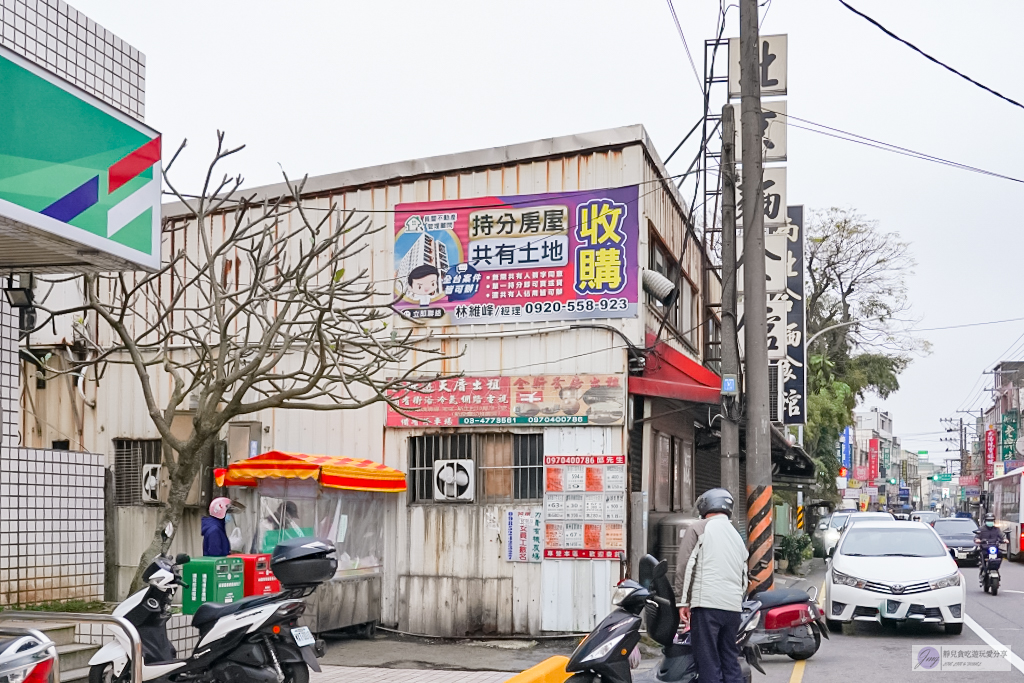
[543,455,626,560]
[386,374,626,427]
[392,187,640,325]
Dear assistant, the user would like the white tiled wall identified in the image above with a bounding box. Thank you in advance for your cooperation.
[77,613,197,656]
[0,299,16,448]
[0,0,146,120]
[0,445,105,605]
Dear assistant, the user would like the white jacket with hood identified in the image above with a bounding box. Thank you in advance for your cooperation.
[673,514,749,612]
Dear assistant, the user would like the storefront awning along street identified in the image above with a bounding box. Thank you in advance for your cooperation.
[628,334,722,404]
[215,451,407,493]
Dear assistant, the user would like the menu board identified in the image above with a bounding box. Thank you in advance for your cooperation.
[543,455,626,559]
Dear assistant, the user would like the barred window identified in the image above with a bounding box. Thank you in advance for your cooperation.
[408,432,544,504]
[113,438,161,506]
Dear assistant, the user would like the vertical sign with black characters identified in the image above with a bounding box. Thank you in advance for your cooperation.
[780,206,805,424]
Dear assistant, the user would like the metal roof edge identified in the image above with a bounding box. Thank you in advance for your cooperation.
[163,124,688,220]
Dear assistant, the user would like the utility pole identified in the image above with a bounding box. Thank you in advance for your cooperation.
[720,104,741,532]
[740,0,773,594]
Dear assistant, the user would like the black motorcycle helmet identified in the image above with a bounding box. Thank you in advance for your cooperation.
[985,512,996,524]
[696,488,734,519]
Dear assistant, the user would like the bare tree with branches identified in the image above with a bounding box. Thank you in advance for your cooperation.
[35,133,451,590]
[806,207,926,360]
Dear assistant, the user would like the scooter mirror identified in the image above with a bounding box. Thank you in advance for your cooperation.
[175,553,191,566]
[638,554,659,587]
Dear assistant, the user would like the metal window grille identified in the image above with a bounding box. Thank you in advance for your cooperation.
[407,432,543,504]
[113,438,162,506]
[768,363,780,422]
[408,433,473,503]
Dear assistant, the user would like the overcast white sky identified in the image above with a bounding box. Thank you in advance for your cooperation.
[73,0,1024,460]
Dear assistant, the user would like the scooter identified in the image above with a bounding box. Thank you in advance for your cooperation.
[0,627,58,683]
[562,554,760,683]
[979,542,1003,595]
[745,586,828,660]
[89,525,335,683]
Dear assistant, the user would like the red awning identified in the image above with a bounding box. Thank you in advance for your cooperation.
[628,333,721,404]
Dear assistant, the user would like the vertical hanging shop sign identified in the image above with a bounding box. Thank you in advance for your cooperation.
[868,439,880,481]
[544,455,626,559]
[842,427,854,470]
[1002,410,1018,461]
[779,206,805,424]
[986,429,998,478]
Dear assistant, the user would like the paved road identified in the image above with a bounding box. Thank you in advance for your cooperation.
[758,558,1024,682]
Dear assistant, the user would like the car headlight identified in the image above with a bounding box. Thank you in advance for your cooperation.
[580,634,625,663]
[611,586,636,606]
[930,572,961,590]
[831,569,867,589]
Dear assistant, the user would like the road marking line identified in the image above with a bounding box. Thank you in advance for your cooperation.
[1002,589,1024,594]
[788,659,806,683]
[964,614,1024,674]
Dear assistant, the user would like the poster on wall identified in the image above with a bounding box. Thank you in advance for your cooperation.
[386,374,625,427]
[544,455,626,559]
[505,509,542,563]
[392,187,640,326]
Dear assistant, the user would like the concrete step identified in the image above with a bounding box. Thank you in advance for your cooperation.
[61,667,91,683]
[56,643,101,674]
[1,621,79,647]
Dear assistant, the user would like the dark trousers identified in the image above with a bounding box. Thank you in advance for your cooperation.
[690,607,743,683]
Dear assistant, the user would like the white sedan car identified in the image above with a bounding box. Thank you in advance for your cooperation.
[825,520,965,635]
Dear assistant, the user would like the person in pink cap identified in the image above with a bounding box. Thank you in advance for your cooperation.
[202,497,235,556]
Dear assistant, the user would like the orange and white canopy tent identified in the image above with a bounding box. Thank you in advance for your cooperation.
[214,451,407,493]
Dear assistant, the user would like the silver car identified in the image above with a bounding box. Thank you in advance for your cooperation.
[813,511,851,557]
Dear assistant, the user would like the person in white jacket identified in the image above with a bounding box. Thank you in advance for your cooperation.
[674,488,748,683]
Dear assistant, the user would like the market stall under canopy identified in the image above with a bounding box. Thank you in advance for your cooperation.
[215,451,407,493]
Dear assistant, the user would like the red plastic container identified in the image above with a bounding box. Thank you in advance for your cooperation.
[237,553,281,596]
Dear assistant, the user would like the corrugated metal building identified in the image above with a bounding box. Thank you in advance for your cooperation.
[20,125,816,633]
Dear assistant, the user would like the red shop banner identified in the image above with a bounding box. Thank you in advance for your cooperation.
[868,438,880,481]
[386,374,625,428]
[986,429,999,478]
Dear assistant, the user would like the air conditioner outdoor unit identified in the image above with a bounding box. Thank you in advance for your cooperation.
[433,459,475,502]
[142,463,162,503]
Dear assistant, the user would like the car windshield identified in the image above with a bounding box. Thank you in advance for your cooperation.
[933,519,978,534]
[830,514,850,529]
[840,527,947,557]
[844,514,893,526]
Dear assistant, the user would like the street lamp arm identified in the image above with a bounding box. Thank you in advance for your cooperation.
[806,316,889,347]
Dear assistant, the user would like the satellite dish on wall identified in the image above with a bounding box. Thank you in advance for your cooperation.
[1015,437,1024,456]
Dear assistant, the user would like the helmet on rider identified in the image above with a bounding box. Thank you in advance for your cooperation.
[209,497,233,520]
[985,512,996,527]
[696,488,734,519]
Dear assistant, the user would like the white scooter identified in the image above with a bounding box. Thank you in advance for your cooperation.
[89,526,335,683]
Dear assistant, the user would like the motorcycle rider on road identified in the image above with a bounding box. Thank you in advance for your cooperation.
[975,513,1004,574]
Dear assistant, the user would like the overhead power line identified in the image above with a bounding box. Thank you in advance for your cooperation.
[664,0,704,94]
[837,0,1024,112]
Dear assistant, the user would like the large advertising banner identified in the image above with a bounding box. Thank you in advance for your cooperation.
[393,187,640,325]
[544,455,626,560]
[386,374,625,427]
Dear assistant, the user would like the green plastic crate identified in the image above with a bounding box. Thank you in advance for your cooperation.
[182,556,245,615]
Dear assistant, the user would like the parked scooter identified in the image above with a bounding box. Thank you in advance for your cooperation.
[89,524,335,683]
[978,542,1003,595]
[0,628,59,683]
[561,554,760,683]
[744,586,828,660]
